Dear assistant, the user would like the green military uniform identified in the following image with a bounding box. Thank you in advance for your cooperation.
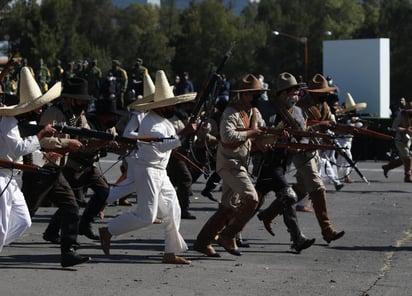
[37,59,51,92]
[128,58,147,98]
[110,60,128,109]
[83,60,102,99]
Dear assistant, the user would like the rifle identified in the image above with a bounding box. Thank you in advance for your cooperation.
[188,42,235,124]
[0,158,56,174]
[236,127,334,141]
[171,150,207,176]
[43,139,135,155]
[331,138,369,184]
[18,123,174,145]
[273,142,338,151]
[308,120,393,141]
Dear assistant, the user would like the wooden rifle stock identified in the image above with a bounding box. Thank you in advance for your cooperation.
[19,123,174,144]
[236,127,334,141]
[308,120,393,141]
[0,158,49,173]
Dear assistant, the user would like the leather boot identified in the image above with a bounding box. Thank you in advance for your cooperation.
[219,198,258,256]
[79,207,99,240]
[310,189,344,243]
[201,173,219,202]
[382,158,403,178]
[404,158,412,183]
[43,209,62,243]
[193,204,232,257]
[257,198,283,236]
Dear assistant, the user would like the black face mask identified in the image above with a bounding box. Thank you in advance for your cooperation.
[318,94,329,103]
[105,119,118,128]
[72,103,86,116]
[251,94,261,107]
[162,109,175,119]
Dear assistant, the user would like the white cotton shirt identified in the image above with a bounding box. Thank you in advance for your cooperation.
[0,116,41,165]
[134,110,181,169]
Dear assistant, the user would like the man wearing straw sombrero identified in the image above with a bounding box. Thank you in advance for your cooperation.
[335,92,367,183]
[0,67,58,253]
[99,70,197,264]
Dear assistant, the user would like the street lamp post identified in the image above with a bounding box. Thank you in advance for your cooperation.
[272,30,308,81]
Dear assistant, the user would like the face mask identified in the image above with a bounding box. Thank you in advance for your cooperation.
[72,102,86,116]
[162,108,175,119]
[105,119,118,128]
[251,94,261,107]
[286,96,298,108]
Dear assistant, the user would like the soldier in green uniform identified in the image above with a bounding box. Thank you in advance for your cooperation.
[108,59,128,109]
[36,58,51,92]
[63,61,76,86]
[83,59,102,99]
[127,58,147,100]
[51,59,64,86]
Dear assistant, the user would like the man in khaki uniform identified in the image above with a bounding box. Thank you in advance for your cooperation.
[293,73,345,243]
[194,74,266,257]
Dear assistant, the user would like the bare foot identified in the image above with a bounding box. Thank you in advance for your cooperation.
[153,218,163,224]
[162,253,191,264]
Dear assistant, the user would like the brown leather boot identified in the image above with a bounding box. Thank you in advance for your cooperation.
[404,158,412,183]
[257,199,283,236]
[310,189,344,243]
[193,204,232,257]
[382,158,403,178]
[219,198,258,256]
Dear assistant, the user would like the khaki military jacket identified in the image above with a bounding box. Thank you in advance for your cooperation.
[216,104,264,172]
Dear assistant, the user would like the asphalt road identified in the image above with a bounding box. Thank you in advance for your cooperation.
[1,154,411,296]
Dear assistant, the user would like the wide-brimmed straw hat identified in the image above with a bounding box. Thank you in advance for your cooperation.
[307,74,336,93]
[231,74,270,93]
[131,70,196,111]
[0,67,61,116]
[343,92,367,113]
[277,72,304,93]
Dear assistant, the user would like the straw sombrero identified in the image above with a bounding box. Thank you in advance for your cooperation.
[131,70,196,111]
[0,67,61,116]
[343,92,367,113]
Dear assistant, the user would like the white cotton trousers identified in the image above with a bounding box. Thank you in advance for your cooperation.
[336,137,353,178]
[0,173,32,252]
[106,175,135,204]
[107,161,188,253]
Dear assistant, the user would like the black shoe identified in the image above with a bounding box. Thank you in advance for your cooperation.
[181,211,196,220]
[61,251,91,268]
[236,238,250,248]
[79,225,100,240]
[334,183,344,191]
[292,237,316,254]
[217,236,242,256]
[78,200,88,208]
[201,189,218,202]
[43,232,61,244]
